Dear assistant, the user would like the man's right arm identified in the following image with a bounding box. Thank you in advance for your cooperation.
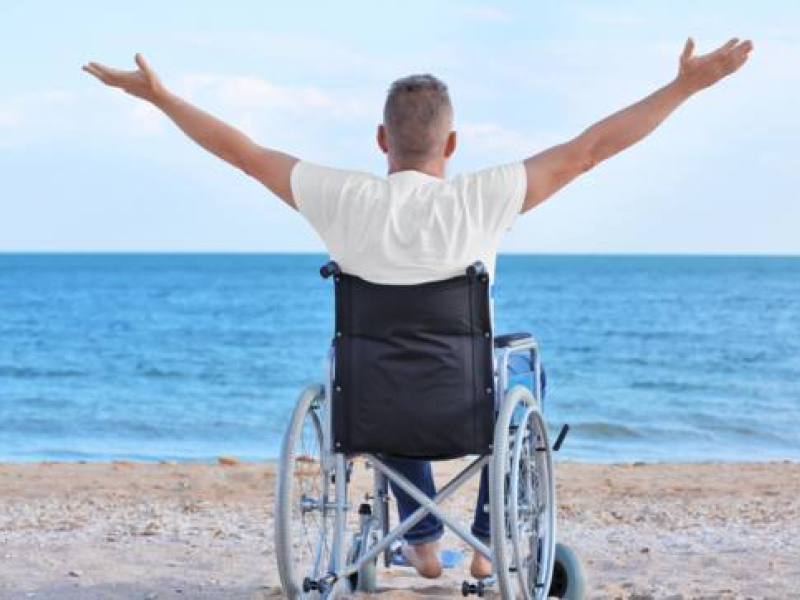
[520,37,753,213]
[83,54,299,209]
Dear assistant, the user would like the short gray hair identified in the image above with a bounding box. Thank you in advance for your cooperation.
[383,74,453,164]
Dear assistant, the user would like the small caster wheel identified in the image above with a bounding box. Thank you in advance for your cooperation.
[356,558,377,592]
[549,542,586,599]
[461,580,485,597]
[302,577,318,593]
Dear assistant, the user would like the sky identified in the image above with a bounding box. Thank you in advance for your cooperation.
[0,1,798,254]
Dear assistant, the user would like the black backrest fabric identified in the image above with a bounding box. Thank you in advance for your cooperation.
[331,271,494,458]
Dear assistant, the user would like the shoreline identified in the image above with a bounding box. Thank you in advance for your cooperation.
[2,456,798,465]
[1,460,799,598]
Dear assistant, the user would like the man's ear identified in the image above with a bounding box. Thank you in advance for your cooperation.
[444,130,457,158]
[377,124,389,154]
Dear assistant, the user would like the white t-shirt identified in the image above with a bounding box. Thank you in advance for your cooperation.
[290,161,527,285]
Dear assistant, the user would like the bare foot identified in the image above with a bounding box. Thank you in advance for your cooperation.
[470,550,493,579]
[401,541,443,579]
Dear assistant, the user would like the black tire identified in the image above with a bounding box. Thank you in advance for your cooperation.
[548,542,586,600]
[356,557,377,592]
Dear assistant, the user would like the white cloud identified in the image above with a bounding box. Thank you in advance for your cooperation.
[127,102,167,136]
[0,71,376,150]
[135,73,382,154]
[182,74,325,110]
[0,90,84,148]
[177,73,373,120]
[0,90,79,128]
[176,31,378,77]
[460,123,539,157]
[458,5,512,23]
[0,107,23,128]
[573,7,645,27]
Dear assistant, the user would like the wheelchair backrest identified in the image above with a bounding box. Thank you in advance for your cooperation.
[323,261,495,459]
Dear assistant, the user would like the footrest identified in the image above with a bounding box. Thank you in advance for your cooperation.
[390,545,464,569]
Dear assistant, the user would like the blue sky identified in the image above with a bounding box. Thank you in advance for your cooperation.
[1,1,798,253]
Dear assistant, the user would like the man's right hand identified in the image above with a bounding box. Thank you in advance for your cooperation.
[83,53,168,105]
[676,37,754,95]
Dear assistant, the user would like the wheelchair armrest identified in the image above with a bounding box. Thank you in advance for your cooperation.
[494,332,533,348]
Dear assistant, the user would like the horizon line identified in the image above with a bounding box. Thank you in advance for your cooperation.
[1,250,799,259]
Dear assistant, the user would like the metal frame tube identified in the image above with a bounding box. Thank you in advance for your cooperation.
[329,452,348,576]
[334,454,492,579]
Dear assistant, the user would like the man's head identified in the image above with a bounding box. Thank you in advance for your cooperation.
[378,74,456,172]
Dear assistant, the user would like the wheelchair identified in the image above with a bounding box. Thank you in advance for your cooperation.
[275,260,585,599]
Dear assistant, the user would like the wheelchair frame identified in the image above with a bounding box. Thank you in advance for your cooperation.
[275,262,561,599]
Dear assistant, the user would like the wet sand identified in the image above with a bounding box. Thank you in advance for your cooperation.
[1,459,799,599]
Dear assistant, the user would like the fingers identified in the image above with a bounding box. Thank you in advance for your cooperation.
[134,53,160,87]
[735,39,754,56]
[81,61,130,86]
[730,40,754,71]
[698,37,753,67]
[88,61,113,73]
[720,39,753,71]
[134,52,151,75]
[680,37,695,63]
[81,64,99,78]
[85,61,115,79]
[721,37,740,52]
[82,62,110,83]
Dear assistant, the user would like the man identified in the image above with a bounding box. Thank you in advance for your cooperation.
[83,36,752,580]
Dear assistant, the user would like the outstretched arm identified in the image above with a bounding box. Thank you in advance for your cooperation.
[83,54,299,209]
[520,37,754,213]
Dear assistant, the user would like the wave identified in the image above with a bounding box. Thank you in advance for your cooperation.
[0,366,87,379]
[628,380,711,393]
[571,421,644,440]
[136,366,186,378]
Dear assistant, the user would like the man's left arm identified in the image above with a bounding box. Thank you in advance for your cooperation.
[520,37,754,213]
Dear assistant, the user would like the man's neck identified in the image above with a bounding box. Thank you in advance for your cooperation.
[387,157,446,179]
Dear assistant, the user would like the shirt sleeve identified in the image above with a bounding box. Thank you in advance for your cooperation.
[290,160,356,237]
[459,161,527,239]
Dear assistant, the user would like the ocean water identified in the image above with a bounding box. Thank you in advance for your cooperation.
[1,253,798,463]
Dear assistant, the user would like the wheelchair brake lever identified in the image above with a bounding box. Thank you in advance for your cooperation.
[553,424,570,452]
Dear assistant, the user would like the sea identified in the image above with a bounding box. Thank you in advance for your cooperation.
[1,253,798,463]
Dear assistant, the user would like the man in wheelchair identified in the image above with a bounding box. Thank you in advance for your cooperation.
[83,36,751,597]
[281,39,751,586]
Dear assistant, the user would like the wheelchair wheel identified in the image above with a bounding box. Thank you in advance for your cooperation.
[490,385,556,600]
[549,542,586,600]
[275,384,332,599]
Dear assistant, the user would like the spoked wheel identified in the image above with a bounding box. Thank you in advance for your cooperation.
[275,384,333,599]
[491,385,556,600]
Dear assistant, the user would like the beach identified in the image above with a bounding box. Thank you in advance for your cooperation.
[1,460,798,599]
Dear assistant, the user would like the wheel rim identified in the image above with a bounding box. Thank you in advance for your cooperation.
[509,405,535,600]
[295,406,331,580]
[492,386,556,600]
[276,386,332,598]
[526,411,556,599]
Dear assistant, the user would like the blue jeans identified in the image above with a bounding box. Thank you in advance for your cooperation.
[383,351,546,545]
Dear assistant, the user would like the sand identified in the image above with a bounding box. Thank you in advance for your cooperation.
[1,459,799,599]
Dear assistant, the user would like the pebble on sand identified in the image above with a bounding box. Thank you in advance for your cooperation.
[217,456,239,466]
